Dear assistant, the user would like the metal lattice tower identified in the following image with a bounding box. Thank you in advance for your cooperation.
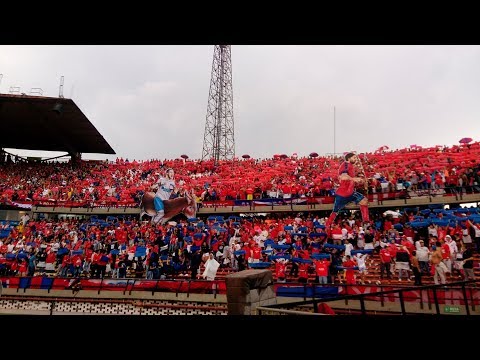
[201,45,235,163]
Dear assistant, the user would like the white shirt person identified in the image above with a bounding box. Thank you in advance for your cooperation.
[152,168,176,224]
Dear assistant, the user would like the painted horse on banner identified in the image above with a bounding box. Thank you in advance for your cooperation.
[140,189,197,225]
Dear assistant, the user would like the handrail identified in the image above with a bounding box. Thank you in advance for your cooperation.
[0,276,229,296]
[257,306,321,315]
[264,279,480,315]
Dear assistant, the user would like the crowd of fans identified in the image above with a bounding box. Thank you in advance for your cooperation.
[0,205,478,285]
[1,142,480,207]
[0,141,479,285]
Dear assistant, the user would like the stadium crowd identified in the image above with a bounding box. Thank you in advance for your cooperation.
[0,205,479,285]
[1,142,480,207]
[0,141,479,286]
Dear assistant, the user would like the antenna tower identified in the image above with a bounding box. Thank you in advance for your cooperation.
[201,45,235,164]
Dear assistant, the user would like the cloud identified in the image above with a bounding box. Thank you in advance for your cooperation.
[2,45,480,160]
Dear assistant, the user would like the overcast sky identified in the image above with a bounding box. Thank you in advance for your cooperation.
[1,45,479,161]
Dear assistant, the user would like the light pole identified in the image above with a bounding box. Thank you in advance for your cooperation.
[333,106,336,156]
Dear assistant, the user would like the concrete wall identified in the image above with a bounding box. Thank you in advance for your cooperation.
[0,297,227,315]
[0,287,228,315]
[225,269,276,315]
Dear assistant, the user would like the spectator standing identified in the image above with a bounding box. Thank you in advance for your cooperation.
[314,257,330,285]
[431,242,448,285]
[379,246,392,282]
[411,250,422,285]
[461,245,476,282]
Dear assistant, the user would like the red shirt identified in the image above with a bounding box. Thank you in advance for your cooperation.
[301,249,312,259]
[92,252,101,264]
[388,243,398,258]
[403,227,415,239]
[379,248,392,263]
[441,243,450,259]
[252,247,262,260]
[314,260,330,276]
[298,263,309,279]
[18,261,28,273]
[46,252,56,264]
[72,255,82,267]
[275,262,287,278]
[437,228,446,241]
[343,259,357,284]
[331,227,342,238]
[243,245,251,261]
[384,220,393,231]
[336,162,355,197]
[402,239,415,253]
[61,255,70,266]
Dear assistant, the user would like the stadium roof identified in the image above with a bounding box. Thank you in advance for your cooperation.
[0,94,115,155]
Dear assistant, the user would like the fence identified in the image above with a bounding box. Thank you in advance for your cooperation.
[258,280,480,315]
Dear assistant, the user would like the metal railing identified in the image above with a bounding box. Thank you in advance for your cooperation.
[259,280,480,316]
